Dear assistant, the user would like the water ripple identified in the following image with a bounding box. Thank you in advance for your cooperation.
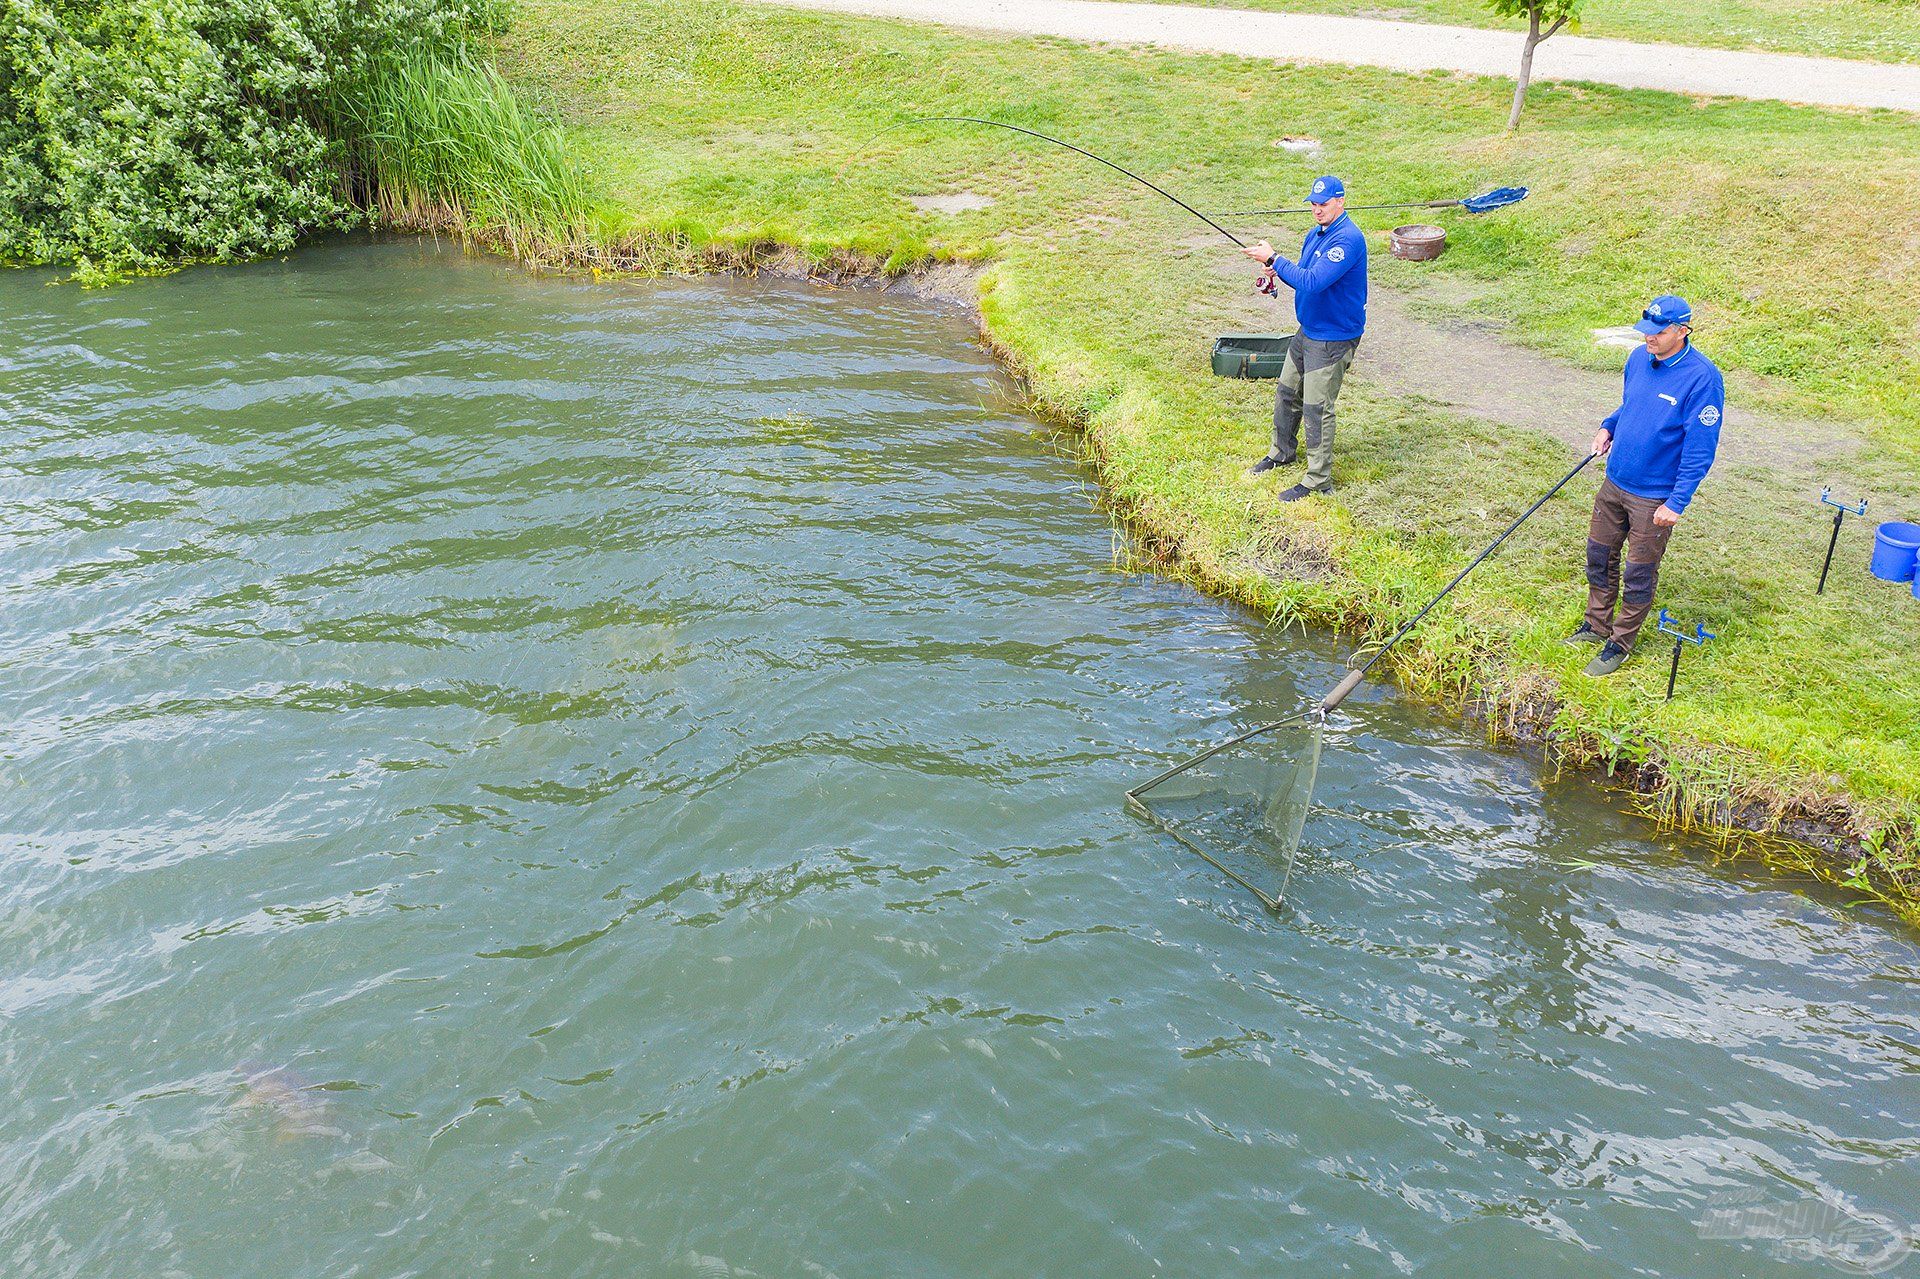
[1,240,1914,1279]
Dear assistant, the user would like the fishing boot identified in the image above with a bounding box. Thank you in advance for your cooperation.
[1583,640,1629,677]
[1564,623,1607,646]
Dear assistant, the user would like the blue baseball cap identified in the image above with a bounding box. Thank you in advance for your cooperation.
[1307,175,1345,204]
[1633,294,1694,334]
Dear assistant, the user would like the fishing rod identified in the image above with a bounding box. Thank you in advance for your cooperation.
[1214,186,1529,220]
[1128,449,1598,803]
[891,116,1248,248]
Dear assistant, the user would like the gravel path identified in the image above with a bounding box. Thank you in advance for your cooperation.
[764,0,1920,113]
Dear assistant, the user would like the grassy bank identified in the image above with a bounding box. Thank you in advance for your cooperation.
[1106,0,1920,64]
[483,0,1920,905]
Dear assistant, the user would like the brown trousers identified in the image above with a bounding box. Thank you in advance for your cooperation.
[1586,478,1674,648]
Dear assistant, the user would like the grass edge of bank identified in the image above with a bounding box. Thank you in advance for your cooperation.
[356,157,1920,916]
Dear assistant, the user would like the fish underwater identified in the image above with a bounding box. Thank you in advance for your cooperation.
[230,1061,346,1143]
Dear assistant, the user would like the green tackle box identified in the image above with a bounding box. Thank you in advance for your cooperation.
[1211,333,1294,380]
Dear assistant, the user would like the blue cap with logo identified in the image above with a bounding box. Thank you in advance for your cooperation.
[1633,294,1693,335]
[1307,175,1345,204]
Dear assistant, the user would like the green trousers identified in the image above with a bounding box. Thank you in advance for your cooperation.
[1271,333,1360,491]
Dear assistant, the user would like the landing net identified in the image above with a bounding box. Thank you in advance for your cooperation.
[1126,708,1325,911]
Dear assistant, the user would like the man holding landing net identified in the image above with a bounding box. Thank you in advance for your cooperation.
[1241,175,1368,502]
[1571,294,1725,677]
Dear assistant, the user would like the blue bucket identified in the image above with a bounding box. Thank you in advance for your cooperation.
[1870,521,1920,582]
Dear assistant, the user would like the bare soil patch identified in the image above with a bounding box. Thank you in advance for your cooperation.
[909,192,996,214]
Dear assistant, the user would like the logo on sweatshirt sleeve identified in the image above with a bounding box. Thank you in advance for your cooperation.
[1700,404,1721,426]
[1328,246,1346,263]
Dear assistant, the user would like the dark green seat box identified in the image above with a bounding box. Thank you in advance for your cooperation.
[1210,333,1295,379]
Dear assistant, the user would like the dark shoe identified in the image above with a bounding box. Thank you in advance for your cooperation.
[1277,483,1331,503]
[1564,623,1607,647]
[1584,640,1629,677]
[1246,454,1291,476]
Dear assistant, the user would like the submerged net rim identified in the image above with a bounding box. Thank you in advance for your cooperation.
[1126,705,1328,912]
[1124,704,1326,805]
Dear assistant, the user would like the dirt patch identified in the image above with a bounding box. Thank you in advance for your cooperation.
[873,258,988,310]
[1246,523,1339,581]
[909,192,996,215]
[741,247,988,313]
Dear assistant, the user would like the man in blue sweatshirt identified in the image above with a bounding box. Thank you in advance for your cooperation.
[1571,294,1725,676]
[1240,174,1368,502]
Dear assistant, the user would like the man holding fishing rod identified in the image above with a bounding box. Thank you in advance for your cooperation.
[1570,294,1725,677]
[1239,175,1368,502]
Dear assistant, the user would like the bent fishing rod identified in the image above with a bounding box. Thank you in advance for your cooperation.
[1127,449,1598,803]
[889,117,1249,248]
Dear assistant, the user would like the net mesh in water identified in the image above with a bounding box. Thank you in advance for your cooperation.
[1127,709,1324,910]
[1125,456,1596,912]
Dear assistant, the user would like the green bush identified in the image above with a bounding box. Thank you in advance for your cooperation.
[0,0,502,280]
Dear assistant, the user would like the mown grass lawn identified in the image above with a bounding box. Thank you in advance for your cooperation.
[1092,0,1920,64]
[496,0,1920,894]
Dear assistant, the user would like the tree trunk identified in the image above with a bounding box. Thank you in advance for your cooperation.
[1506,8,1541,133]
[1506,9,1570,132]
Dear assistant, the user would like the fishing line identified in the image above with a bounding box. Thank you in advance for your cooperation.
[885,116,1248,248]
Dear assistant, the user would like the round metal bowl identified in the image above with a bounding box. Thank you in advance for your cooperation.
[1389,224,1448,262]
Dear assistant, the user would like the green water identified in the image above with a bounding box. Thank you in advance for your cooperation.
[3,239,1916,1278]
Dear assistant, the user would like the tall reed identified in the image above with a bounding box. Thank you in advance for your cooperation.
[334,47,599,257]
